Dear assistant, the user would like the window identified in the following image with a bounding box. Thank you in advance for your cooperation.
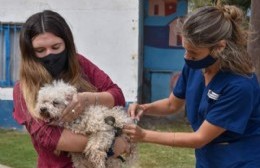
[0,23,22,87]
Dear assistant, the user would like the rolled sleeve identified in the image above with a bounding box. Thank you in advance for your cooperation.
[78,54,125,106]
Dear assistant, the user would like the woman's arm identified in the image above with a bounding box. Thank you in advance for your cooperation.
[56,129,129,155]
[56,129,88,152]
[78,55,125,107]
[78,91,116,108]
[61,90,121,122]
[61,55,125,121]
[143,93,185,116]
[124,120,225,149]
[128,93,185,120]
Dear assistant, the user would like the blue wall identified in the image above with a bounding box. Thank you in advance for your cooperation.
[0,100,22,130]
[142,0,187,102]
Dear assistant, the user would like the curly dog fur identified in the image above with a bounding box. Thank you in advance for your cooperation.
[35,80,137,168]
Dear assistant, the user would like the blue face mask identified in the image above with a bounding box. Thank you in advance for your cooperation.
[38,49,68,78]
[185,54,217,69]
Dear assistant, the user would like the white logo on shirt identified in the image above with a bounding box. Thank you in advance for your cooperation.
[207,90,220,100]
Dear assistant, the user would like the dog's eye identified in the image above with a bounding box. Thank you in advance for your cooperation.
[53,100,60,107]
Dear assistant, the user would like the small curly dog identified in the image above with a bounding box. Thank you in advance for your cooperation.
[35,80,137,168]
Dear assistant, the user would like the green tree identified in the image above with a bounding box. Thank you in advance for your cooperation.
[188,0,212,11]
[212,0,251,12]
[189,0,251,13]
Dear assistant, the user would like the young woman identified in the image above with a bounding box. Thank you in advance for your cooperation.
[124,5,260,168]
[13,10,128,167]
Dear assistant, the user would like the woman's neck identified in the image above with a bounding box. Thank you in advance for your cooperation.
[203,61,220,85]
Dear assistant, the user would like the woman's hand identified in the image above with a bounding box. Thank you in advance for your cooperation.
[61,92,93,122]
[112,136,130,158]
[127,103,147,121]
[123,124,146,142]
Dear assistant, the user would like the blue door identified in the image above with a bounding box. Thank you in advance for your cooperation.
[142,0,187,103]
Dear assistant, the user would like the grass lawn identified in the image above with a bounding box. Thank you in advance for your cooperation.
[137,118,195,168]
[0,129,37,168]
[0,119,195,168]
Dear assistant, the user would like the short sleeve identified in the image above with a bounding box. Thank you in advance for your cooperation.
[206,81,254,134]
[173,65,188,99]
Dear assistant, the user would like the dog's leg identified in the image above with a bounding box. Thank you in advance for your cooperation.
[84,131,115,168]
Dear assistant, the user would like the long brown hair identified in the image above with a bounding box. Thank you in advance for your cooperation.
[19,10,96,117]
[182,5,254,76]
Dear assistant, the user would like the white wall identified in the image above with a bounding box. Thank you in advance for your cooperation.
[0,0,140,102]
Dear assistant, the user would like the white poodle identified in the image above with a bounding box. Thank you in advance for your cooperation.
[35,80,137,168]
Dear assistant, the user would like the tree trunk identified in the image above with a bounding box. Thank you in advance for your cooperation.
[248,0,260,83]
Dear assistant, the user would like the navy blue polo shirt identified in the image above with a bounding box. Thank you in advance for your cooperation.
[173,64,260,167]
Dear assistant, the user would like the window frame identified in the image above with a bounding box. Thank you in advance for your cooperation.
[0,23,22,87]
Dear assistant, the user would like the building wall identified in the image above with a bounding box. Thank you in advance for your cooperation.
[0,0,140,129]
[0,0,140,102]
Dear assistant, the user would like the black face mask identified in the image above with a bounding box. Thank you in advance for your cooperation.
[184,54,217,69]
[38,50,68,78]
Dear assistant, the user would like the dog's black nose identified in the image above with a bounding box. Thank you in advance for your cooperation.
[40,107,50,118]
[40,107,47,113]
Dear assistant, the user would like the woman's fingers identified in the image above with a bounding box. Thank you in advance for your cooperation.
[123,124,145,142]
[123,124,138,138]
[61,94,79,122]
[123,124,136,131]
[136,107,144,121]
[127,104,137,119]
[127,103,144,121]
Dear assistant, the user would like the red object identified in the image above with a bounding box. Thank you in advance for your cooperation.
[165,2,176,16]
[154,5,159,15]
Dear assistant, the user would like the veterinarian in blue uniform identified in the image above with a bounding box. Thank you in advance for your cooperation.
[174,65,260,167]
[124,4,260,168]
